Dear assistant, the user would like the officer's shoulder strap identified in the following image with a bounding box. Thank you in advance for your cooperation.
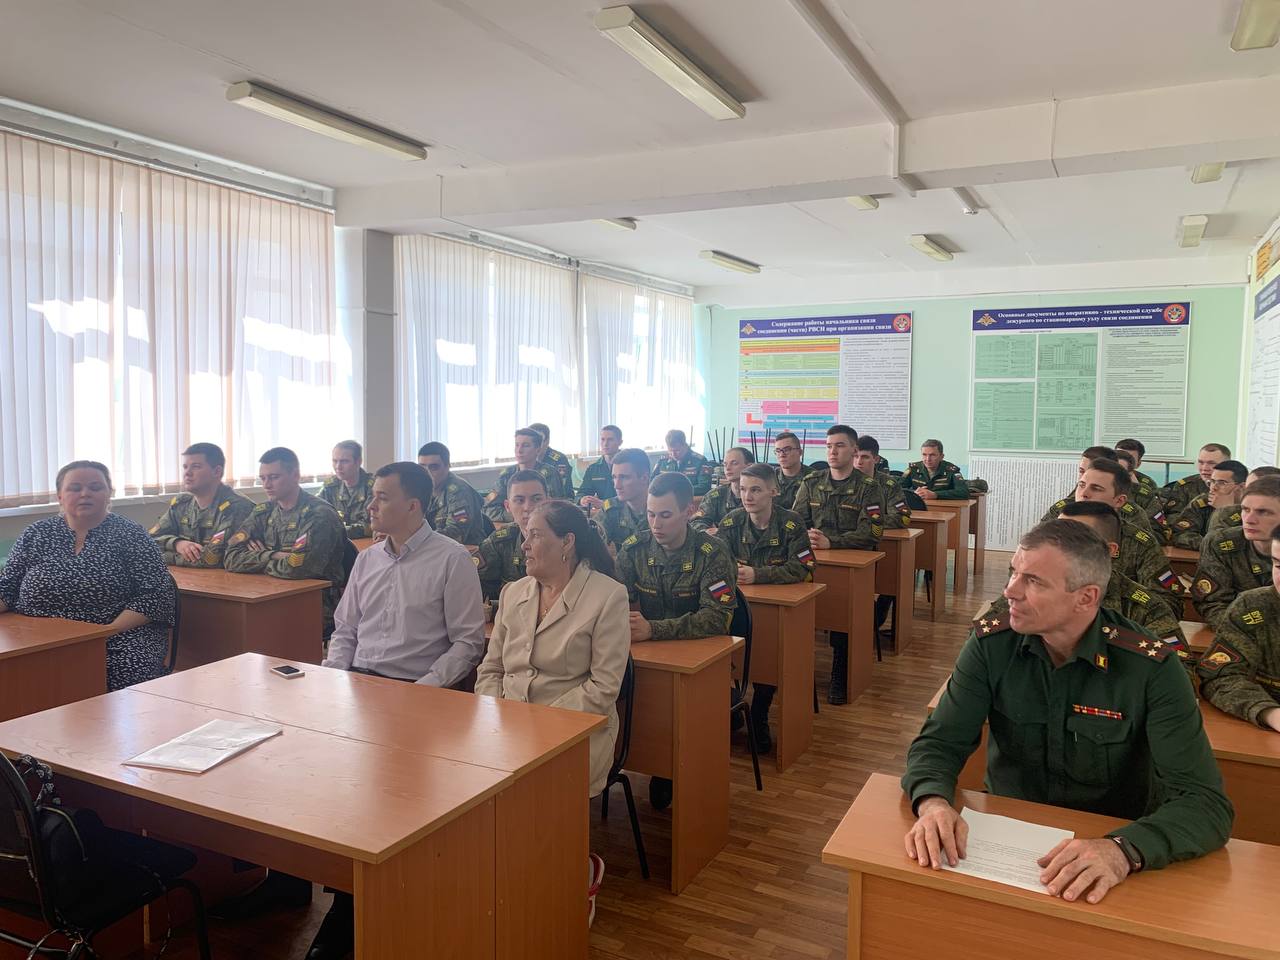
[1102,622,1171,662]
[972,610,1012,638]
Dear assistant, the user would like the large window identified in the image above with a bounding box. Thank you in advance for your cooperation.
[0,131,344,506]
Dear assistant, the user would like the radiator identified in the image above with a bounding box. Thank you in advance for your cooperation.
[969,456,1079,552]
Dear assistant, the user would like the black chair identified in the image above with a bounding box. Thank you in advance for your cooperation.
[598,656,648,879]
[729,587,763,792]
[0,754,211,960]
[165,582,182,674]
[342,538,359,581]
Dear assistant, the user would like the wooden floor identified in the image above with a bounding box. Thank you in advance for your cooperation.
[135,550,1007,960]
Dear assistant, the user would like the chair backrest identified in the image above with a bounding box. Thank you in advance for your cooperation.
[342,538,358,582]
[609,655,637,776]
[731,587,753,692]
[0,754,53,924]
[166,578,182,672]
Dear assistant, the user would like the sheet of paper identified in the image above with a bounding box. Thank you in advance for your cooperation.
[941,807,1074,894]
[124,718,283,774]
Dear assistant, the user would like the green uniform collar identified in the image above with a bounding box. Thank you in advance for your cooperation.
[1016,611,1111,672]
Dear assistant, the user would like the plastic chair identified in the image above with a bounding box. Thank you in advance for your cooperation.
[598,656,649,879]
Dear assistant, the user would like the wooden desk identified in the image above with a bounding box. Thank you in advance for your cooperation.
[1166,545,1199,579]
[739,583,826,771]
[823,773,1280,960]
[907,514,950,620]
[878,529,920,654]
[352,537,375,552]
[924,499,974,594]
[628,635,741,893]
[169,568,328,669]
[813,550,884,703]
[0,668,601,959]
[1180,621,1213,654]
[0,614,112,722]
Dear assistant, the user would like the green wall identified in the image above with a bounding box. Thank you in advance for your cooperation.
[697,285,1245,480]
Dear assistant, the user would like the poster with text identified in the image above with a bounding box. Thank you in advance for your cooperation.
[1245,277,1280,468]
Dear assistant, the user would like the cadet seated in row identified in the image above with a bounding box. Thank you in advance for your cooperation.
[1170,459,1247,551]
[320,440,375,539]
[691,446,754,535]
[417,441,491,548]
[1149,442,1231,526]
[578,424,623,510]
[1192,475,1280,630]
[652,428,714,496]
[149,442,254,566]
[475,470,547,603]
[903,439,968,500]
[1114,439,1160,511]
[1203,465,1280,540]
[483,427,569,522]
[771,430,812,509]
[528,422,575,500]
[1042,446,1151,533]
[596,447,652,552]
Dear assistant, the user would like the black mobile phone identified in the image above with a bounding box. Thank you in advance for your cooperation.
[270,664,305,679]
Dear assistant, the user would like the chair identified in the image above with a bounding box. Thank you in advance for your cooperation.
[598,656,648,879]
[0,754,211,960]
[342,538,359,581]
[729,587,763,792]
[164,583,182,674]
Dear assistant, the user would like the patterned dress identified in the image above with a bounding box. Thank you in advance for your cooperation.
[0,513,176,690]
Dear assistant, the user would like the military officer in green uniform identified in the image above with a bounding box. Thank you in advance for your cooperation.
[484,428,567,522]
[1115,440,1160,511]
[903,439,969,501]
[319,440,375,539]
[475,470,547,602]
[1192,477,1280,629]
[417,441,492,547]
[224,447,348,635]
[149,442,255,567]
[578,424,622,509]
[529,422,575,500]
[771,430,811,509]
[1171,460,1246,551]
[691,446,753,534]
[902,519,1232,900]
[793,425,886,704]
[596,448,651,551]
[1197,525,1280,732]
[652,429,714,496]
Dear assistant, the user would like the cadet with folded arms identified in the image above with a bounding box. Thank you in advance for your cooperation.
[319,440,375,539]
[149,442,254,567]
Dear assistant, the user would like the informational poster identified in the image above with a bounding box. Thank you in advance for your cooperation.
[738,314,912,449]
[1245,276,1280,467]
[970,303,1190,456]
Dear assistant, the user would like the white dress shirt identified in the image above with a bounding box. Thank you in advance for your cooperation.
[323,521,485,687]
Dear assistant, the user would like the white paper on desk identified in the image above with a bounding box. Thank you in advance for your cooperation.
[940,807,1074,894]
[123,719,283,774]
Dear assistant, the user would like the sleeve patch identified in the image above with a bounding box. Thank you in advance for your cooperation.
[287,552,304,568]
[700,542,714,555]
[1242,609,1265,626]
[230,531,248,544]
[1191,576,1216,598]
[1200,641,1243,671]
[1218,539,1235,552]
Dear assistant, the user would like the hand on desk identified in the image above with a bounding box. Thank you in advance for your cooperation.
[917,489,938,500]
[736,563,756,585]
[807,529,831,551]
[1261,706,1280,733]
[1037,837,1130,904]
[628,612,653,642]
[905,796,967,869]
[174,540,203,563]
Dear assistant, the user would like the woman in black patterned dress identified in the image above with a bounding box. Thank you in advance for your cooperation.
[0,461,175,690]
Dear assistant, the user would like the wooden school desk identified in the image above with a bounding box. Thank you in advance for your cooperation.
[877,528,920,654]
[907,513,950,620]
[169,567,328,669]
[1166,546,1202,621]
[739,582,826,771]
[627,635,741,893]
[813,550,884,703]
[822,773,1280,960]
[924,498,975,594]
[1179,621,1213,654]
[352,537,375,551]
[0,614,112,722]
[0,662,602,960]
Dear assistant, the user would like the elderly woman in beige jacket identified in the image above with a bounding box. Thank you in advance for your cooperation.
[475,499,629,797]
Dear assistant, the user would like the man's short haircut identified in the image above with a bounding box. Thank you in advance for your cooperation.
[1271,524,1280,543]
[665,429,687,447]
[529,423,550,443]
[1116,438,1145,459]
[857,435,881,456]
[1243,476,1280,502]
[334,440,362,461]
[515,427,542,445]
[774,431,800,448]
[1082,445,1117,462]
[1115,449,1136,472]
[1019,518,1112,593]
[612,448,651,477]
[259,447,299,472]
[507,469,548,494]
[922,439,944,454]
[601,424,622,440]
[740,462,778,489]
[1084,457,1131,497]
[1214,460,1248,484]
[827,424,858,444]
[1060,499,1122,544]
[1202,442,1231,457]
[417,441,450,466]
[726,445,756,465]
[649,470,694,509]
[1248,465,1280,482]
[182,442,226,471]
[374,461,433,512]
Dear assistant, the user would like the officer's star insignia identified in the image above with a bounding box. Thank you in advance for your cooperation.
[1147,647,1159,657]
[979,619,990,627]
[1138,639,1150,649]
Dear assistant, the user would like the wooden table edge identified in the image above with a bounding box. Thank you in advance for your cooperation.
[630,636,744,674]
[812,550,885,568]
[738,583,828,607]
[0,621,116,660]
[170,574,330,602]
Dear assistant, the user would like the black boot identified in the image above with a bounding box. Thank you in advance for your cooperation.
[828,636,848,706]
[649,776,673,811]
[306,891,354,960]
[750,684,775,753]
[210,870,312,920]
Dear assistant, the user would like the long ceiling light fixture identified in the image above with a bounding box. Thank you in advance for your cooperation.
[594,6,745,120]
[908,234,954,262]
[846,195,879,210]
[1179,214,1209,248]
[226,81,428,160]
[598,217,638,230]
[1231,0,1280,50]
[700,249,761,274]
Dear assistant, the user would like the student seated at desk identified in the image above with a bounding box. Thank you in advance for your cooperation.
[1042,446,1153,534]
[652,428,714,496]
[0,460,175,690]
[716,462,814,751]
[596,447,651,552]
[902,439,969,501]
[529,421,576,500]
[319,440,375,539]
[148,442,254,567]
[1171,459,1246,551]
[483,428,567,522]
[691,446,753,535]
[904,519,1232,904]
[1197,523,1280,733]
[1192,476,1280,629]
[417,441,491,547]
[578,424,623,510]
[771,430,812,509]
[475,470,546,603]
[1114,440,1159,511]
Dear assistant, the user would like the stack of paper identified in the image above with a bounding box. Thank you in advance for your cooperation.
[941,807,1074,894]
[124,719,284,774]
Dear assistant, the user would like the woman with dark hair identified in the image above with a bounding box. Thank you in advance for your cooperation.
[0,460,175,690]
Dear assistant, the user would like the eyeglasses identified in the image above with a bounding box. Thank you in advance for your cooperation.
[1208,478,1240,488]
[775,446,800,455]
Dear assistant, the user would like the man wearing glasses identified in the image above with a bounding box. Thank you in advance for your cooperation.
[1172,460,1247,551]
[772,431,812,509]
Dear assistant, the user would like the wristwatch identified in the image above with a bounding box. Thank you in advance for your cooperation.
[1109,835,1144,873]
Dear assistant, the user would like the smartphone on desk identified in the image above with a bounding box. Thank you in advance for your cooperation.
[271,664,305,679]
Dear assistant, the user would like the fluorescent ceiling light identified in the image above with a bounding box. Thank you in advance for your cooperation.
[1179,214,1209,248]
[846,195,879,210]
[226,81,427,160]
[598,217,638,230]
[1190,162,1226,184]
[700,249,761,274]
[1231,0,1280,50]
[908,234,954,262]
[595,6,745,120]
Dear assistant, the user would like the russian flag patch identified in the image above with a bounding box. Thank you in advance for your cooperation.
[797,549,814,564]
[709,579,731,599]
[866,504,881,519]
[1157,570,1175,588]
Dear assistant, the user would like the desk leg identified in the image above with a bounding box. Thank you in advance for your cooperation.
[777,602,815,771]
[846,567,875,702]
[951,506,970,595]
[971,496,986,576]
[671,656,730,894]
[890,541,914,656]
[929,528,946,621]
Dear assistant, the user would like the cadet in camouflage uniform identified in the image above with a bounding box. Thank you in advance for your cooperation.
[149,442,255,567]
[771,431,811,510]
[854,436,911,529]
[483,428,567,522]
[1171,460,1246,551]
[653,428,714,496]
[1115,439,1158,499]
[417,442,492,547]
[1150,443,1231,524]
[578,424,622,508]
[596,448,651,551]
[1197,576,1280,731]
[475,470,546,602]
[1114,447,1158,512]
[1041,452,1154,534]
[529,422,575,500]
[1191,478,1280,629]
[224,447,347,635]
[691,446,753,533]
[903,439,969,500]
[1207,503,1243,538]
[319,441,375,539]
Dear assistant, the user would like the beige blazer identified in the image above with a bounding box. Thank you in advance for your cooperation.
[475,563,629,796]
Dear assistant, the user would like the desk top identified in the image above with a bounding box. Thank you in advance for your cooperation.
[812,549,884,569]
[823,773,1280,959]
[630,635,743,674]
[136,654,604,779]
[924,499,977,510]
[906,513,950,525]
[1180,621,1213,651]
[739,582,827,607]
[0,613,114,661]
[170,567,329,602]
[881,528,923,541]
[1165,546,1199,563]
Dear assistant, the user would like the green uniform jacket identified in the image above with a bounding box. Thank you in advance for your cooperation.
[224,491,347,630]
[617,528,736,640]
[774,464,812,512]
[1041,493,1153,534]
[539,447,575,499]
[902,607,1233,871]
[474,525,526,603]
[653,450,714,496]
[428,473,491,547]
[792,471,884,550]
[1191,527,1271,630]
[1198,586,1280,727]
[578,456,617,501]
[903,460,969,500]
[1170,496,1213,551]
[691,483,740,532]
[319,470,375,539]
[149,484,255,567]
[1153,475,1207,520]
[875,470,912,530]
[597,498,647,551]
[716,507,814,584]
[482,462,567,522]
[1115,522,1182,619]
[1128,471,1160,511]
[1207,504,1242,537]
